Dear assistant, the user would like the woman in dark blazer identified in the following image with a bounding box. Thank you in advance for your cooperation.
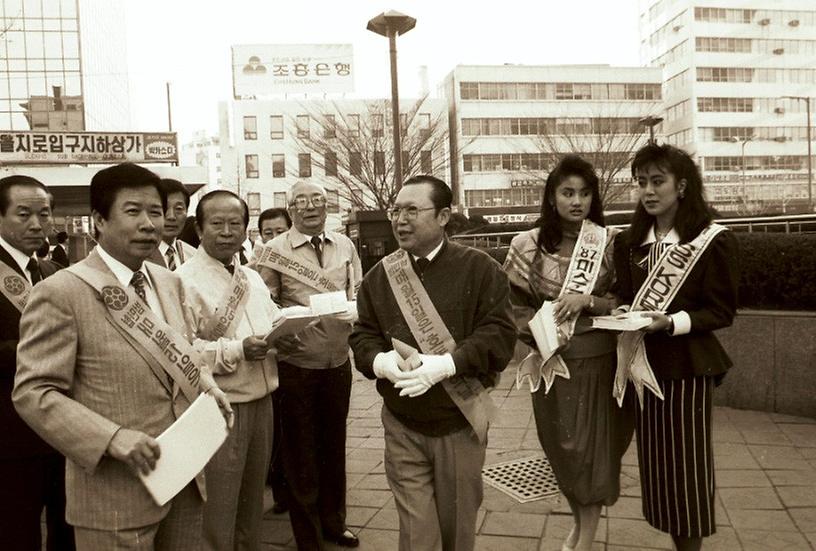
[613,144,739,551]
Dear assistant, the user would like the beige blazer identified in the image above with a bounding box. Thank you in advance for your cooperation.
[13,250,213,530]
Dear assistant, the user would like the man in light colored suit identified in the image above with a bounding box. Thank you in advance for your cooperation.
[147,178,196,271]
[13,163,232,551]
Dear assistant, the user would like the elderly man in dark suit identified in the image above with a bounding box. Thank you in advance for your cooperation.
[0,175,74,550]
[13,163,231,551]
[51,230,70,267]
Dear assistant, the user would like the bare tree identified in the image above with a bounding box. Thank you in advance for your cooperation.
[291,96,450,210]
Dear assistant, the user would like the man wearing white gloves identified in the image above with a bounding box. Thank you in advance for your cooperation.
[350,175,517,551]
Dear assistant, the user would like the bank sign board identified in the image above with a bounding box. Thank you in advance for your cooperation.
[231,44,354,97]
[0,131,178,164]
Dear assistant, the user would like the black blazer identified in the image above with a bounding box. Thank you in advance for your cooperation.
[0,244,60,458]
[51,243,69,267]
[612,229,739,380]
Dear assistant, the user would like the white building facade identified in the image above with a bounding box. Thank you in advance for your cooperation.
[442,64,663,223]
[639,0,816,214]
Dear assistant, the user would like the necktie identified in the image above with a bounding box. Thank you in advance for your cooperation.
[225,263,235,276]
[27,258,42,285]
[415,257,430,275]
[165,246,177,271]
[130,271,148,304]
[311,235,323,267]
[238,249,248,265]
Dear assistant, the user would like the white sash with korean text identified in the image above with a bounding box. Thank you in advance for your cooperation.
[201,268,251,340]
[613,223,727,408]
[0,261,30,313]
[516,220,608,394]
[382,248,497,444]
[67,263,202,402]
[254,244,339,293]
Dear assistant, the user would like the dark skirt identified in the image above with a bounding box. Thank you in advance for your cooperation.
[532,352,635,506]
[635,376,716,538]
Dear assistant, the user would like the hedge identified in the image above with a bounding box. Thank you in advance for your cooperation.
[480,232,816,311]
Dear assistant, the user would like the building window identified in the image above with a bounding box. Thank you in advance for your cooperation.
[460,82,479,99]
[347,114,360,137]
[247,192,261,215]
[374,151,385,176]
[326,189,340,213]
[323,114,336,138]
[274,192,287,208]
[243,116,257,140]
[270,115,284,139]
[420,150,433,174]
[245,154,259,178]
[372,114,384,138]
[350,151,362,177]
[298,153,312,177]
[325,151,338,177]
[297,115,310,138]
[272,154,285,178]
[418,113,432,139]
[399,113,408,135]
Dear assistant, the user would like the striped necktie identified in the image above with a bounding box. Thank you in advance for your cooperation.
[165,246,177,271]
[131,271,148,304]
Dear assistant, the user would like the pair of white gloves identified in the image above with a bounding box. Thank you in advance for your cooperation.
[372,350,456,397]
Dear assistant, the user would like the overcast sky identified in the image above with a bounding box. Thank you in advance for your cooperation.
[124,1,642,142]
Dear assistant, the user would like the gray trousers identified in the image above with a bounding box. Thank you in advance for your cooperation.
[73,482,202,551]
[203,395,273,551]
[382,405,487,551]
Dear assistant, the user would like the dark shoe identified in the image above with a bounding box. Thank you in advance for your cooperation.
[326,529,359,548]
[271,502,288,515]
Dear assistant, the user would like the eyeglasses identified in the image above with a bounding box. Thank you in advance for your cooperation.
[387,206,436,221]
[290,194,327,210]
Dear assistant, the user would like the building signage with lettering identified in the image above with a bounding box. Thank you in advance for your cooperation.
[231,44,354,97]
[0,131,178,164]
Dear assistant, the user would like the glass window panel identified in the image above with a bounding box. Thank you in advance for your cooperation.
[60,0,77,17]
[43,18,60,30]
[23,0,42,18]
[270,115,284,139]
[11,111,28,129]
[28,58,44,70]
[61,18,76,30]
[7,32,25,57]
[9,74,28,97]
[0,113,11,128]
[9,59,26,70]
[45,59,63,70]
[25,31,44,57]
[271,154,285,177]
[3,0,23,17]
[62,32,78,58]
[64,59,79,71]
[64,74,80,95]
[28,75,46,95]
[25,18,42,30]
[44,32,62,58]
[43,0,61,17]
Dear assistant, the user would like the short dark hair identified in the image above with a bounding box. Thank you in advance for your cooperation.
[258,208,291,233]
[536,155,605,254]
[0,175,49,215]
[90,163,165,220]
[402,174,453,212]
[159,178,190,208]
[56,231,68,244]
[628,143,713,245]
[195,190,249,229]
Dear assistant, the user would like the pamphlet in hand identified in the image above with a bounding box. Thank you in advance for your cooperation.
[309,291,349,316]
[528,301,566,363]
[264,306,319,345]
[591,311,654,331]
[139,393,228,506]
[391,338,422,371]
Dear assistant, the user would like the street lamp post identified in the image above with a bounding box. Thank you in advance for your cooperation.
[781,95,813,211]
[639,115,664,145]
[731,135,754,207]
[367,10,416,193]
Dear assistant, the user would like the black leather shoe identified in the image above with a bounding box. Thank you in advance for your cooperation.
[271,502,288,514]
[326,529,359,548]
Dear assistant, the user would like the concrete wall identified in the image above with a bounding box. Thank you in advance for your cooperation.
[715,310,816,419]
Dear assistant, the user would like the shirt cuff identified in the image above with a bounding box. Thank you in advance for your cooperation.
[669,311,691,336]
[227,339,245,363]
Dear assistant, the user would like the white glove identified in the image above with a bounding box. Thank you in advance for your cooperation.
[373,350,407,383]
[334,301,358,323]
[394,353,456,397]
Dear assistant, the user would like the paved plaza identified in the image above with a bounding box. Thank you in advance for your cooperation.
[261,369,816,550]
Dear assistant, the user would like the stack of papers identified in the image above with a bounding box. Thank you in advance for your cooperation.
[591,312,653,331]
[265,307,319,344]
[528,301,565,362]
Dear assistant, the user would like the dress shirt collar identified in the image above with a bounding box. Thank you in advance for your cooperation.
[96,244,154,289]
[158,239,175,256]
[641,225,680,247]
[412,238,445,263]
[193,245,237,275]
[0,235,34,275]
[288,226,329,249]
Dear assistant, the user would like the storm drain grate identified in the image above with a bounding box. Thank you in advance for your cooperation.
[482,455,561,503]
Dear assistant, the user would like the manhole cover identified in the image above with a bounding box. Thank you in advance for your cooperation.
[482,455,561,503]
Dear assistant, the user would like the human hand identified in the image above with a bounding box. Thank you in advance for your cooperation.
[106,428,161,475]
[552,295,590,325]
[206,386,235,429]
[373,350,410,383]
[334,301,358,323]
[641,311,672,333]
[274,334,302,355]
[394,353,456,397]
[242,335,270,361]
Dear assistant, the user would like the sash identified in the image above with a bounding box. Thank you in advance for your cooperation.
[516,220,608,394]
[254,244,339,293]
[613,223,727,408]
[382,248,497,444]
[201,268,251,340]
[0,261,30,313]
[67,263,202,402]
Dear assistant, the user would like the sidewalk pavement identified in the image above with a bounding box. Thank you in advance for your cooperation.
[261,369,816,550]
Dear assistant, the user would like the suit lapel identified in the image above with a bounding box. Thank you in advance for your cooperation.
[0,243,26,278]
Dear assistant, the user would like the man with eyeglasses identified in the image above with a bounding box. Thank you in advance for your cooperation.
[350,175,516,551]
[147,179,196,271]
[255,181,363,550]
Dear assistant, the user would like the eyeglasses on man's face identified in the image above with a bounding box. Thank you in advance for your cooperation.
[387,206,436,221]
[290,194,327,210]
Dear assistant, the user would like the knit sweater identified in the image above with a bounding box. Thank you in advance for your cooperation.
[350,240,517,436]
